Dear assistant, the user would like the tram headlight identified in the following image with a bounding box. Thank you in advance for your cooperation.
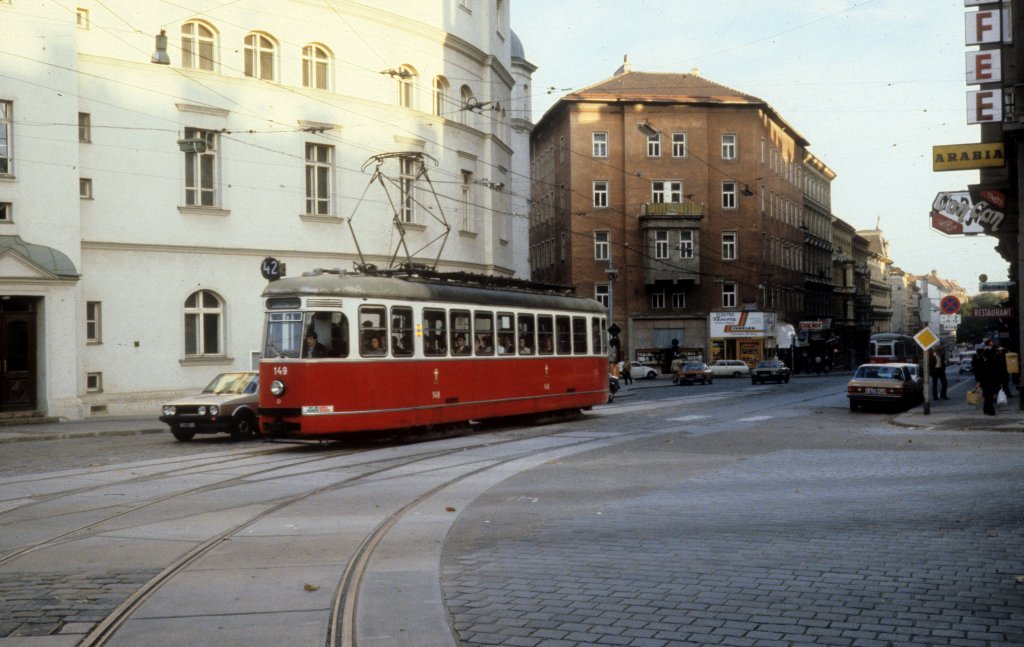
[209,405,219,416]
[270,380,285,396]
[198,406,207,416]
[163,405,175,416]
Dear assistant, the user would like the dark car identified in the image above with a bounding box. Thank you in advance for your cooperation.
[159,371,260,441]
[751,359,790,384]
[675,362,713,385]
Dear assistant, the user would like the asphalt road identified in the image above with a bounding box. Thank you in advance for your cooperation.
[1,374,1021,646]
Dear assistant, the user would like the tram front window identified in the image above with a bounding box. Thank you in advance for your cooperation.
[264,311,348,358]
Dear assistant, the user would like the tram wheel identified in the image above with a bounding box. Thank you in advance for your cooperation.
[230,411,258,441]
[171,426,195,442]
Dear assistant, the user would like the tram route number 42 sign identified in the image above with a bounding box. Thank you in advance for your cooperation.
[914,327,940,351]
[261,256,286,281]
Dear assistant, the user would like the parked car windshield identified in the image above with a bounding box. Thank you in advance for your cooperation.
[202,372,258,395]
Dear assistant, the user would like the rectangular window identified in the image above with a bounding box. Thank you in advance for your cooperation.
[654,230,669,260]
[424,308,448,356]
[593,180,608,208]
[359,305,388,356]
[537,315,554,354]
[722,231,737,260]
[594,231,609,260]
[722,283,737,308]
[79,178,92,199]
[517,314,535,355]
[592,132,607,157]
[86,372,102,392]
[78,113,91,142]
[721,181,737,209]
[449,310,472,355]
[460,170,474,232]
[305,143,333,215]
[496,312,515,355]
[555,315,571,354]
[595,284,609,308]
[671,132,686,157]
[77,8,89,29]
[722,133,737,160]
[390,306,414,357]
[399,156,417,223]
[678,231,693,259]
[651,180,682,204]
[0,100,11,175]
[671,292,685,308]
[572,317,588,355]
[0,203,10,222]
[591,317,604,356]
[651,292,665,309]
[183,127,217,207]
[86,301,101,343]
[474,311,494,355]
[647,134,661,157]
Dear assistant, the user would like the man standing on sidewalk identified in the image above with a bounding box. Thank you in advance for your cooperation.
[929,348,948,400]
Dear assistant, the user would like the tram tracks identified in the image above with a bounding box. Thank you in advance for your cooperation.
[62,423,614,646]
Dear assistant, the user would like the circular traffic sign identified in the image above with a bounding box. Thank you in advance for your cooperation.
[940,295,961,315]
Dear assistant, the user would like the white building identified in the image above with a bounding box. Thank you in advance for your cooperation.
[1,0,534,419]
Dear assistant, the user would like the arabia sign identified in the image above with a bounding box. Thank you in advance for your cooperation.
[932,142,1004,171]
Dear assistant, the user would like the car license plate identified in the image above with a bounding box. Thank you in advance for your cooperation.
[867,388,885,395]
[180,422,196,428]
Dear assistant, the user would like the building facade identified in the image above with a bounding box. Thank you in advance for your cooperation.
[1,0,532,418]
[529,63,813,369]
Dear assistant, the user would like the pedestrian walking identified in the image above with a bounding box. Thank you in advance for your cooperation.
[928,348,948,400]
[996,346,1013,399]
[618,359,632,385]
[973,341,1002,416]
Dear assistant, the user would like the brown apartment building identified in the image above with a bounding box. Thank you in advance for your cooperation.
[530,62,817,368]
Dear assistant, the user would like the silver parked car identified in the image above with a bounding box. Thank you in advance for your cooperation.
[708,359,751,378]
[159,371,260,442]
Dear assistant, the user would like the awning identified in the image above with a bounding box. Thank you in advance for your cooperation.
[0,235,79,279]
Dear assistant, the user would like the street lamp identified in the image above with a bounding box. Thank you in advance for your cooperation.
[150,29,170,65]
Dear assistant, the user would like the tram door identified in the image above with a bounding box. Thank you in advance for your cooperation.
[0,310,36,411]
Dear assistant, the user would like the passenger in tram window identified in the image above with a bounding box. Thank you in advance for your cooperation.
[497,334,514,354]
[452,334,470,355]
[539,335,554,354]
[364,333,385,355]
[303,331,330,358]
[475,334,493,355]
[518,336,533,355]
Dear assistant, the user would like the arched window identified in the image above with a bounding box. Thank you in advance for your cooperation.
[181,21,216,71]
[244,32,276,81]
[459,85,473,125]
[432,75,450,117]
[397,65,417,108]
[302,44,331,90]
[184,290,224,356]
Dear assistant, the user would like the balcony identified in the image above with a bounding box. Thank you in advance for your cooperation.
[642,200,703,217]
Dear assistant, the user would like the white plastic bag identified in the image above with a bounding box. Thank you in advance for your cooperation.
[997,390,1008,405]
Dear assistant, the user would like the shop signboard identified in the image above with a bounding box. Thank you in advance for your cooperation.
[709,311,774,338]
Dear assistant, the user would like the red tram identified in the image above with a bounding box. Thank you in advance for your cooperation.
[257,268,610,438]
[868,333,922,365]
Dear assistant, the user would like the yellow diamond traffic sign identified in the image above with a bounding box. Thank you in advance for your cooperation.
[914,326,939,351]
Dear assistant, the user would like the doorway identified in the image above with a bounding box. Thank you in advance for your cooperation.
[0,297,37,411]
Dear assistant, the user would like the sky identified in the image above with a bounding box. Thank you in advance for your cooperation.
[510,0,1004,294]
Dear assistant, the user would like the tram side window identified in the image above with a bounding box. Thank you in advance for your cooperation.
[591,317,604,355]
[359,305,388,356]
[537,315,554,354]
[517,314,535,355]
[306,311,348,358]
[555,316,571,355]
[572,317,588,355]
[450,310,472,355]
[423,308,447,356]
[474,311,494,355]
[496,312,515,355]
[390,306,413,357]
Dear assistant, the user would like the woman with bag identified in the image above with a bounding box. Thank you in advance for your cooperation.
[973,341,1002,416]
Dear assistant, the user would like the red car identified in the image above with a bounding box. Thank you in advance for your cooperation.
[675,362,713,385]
